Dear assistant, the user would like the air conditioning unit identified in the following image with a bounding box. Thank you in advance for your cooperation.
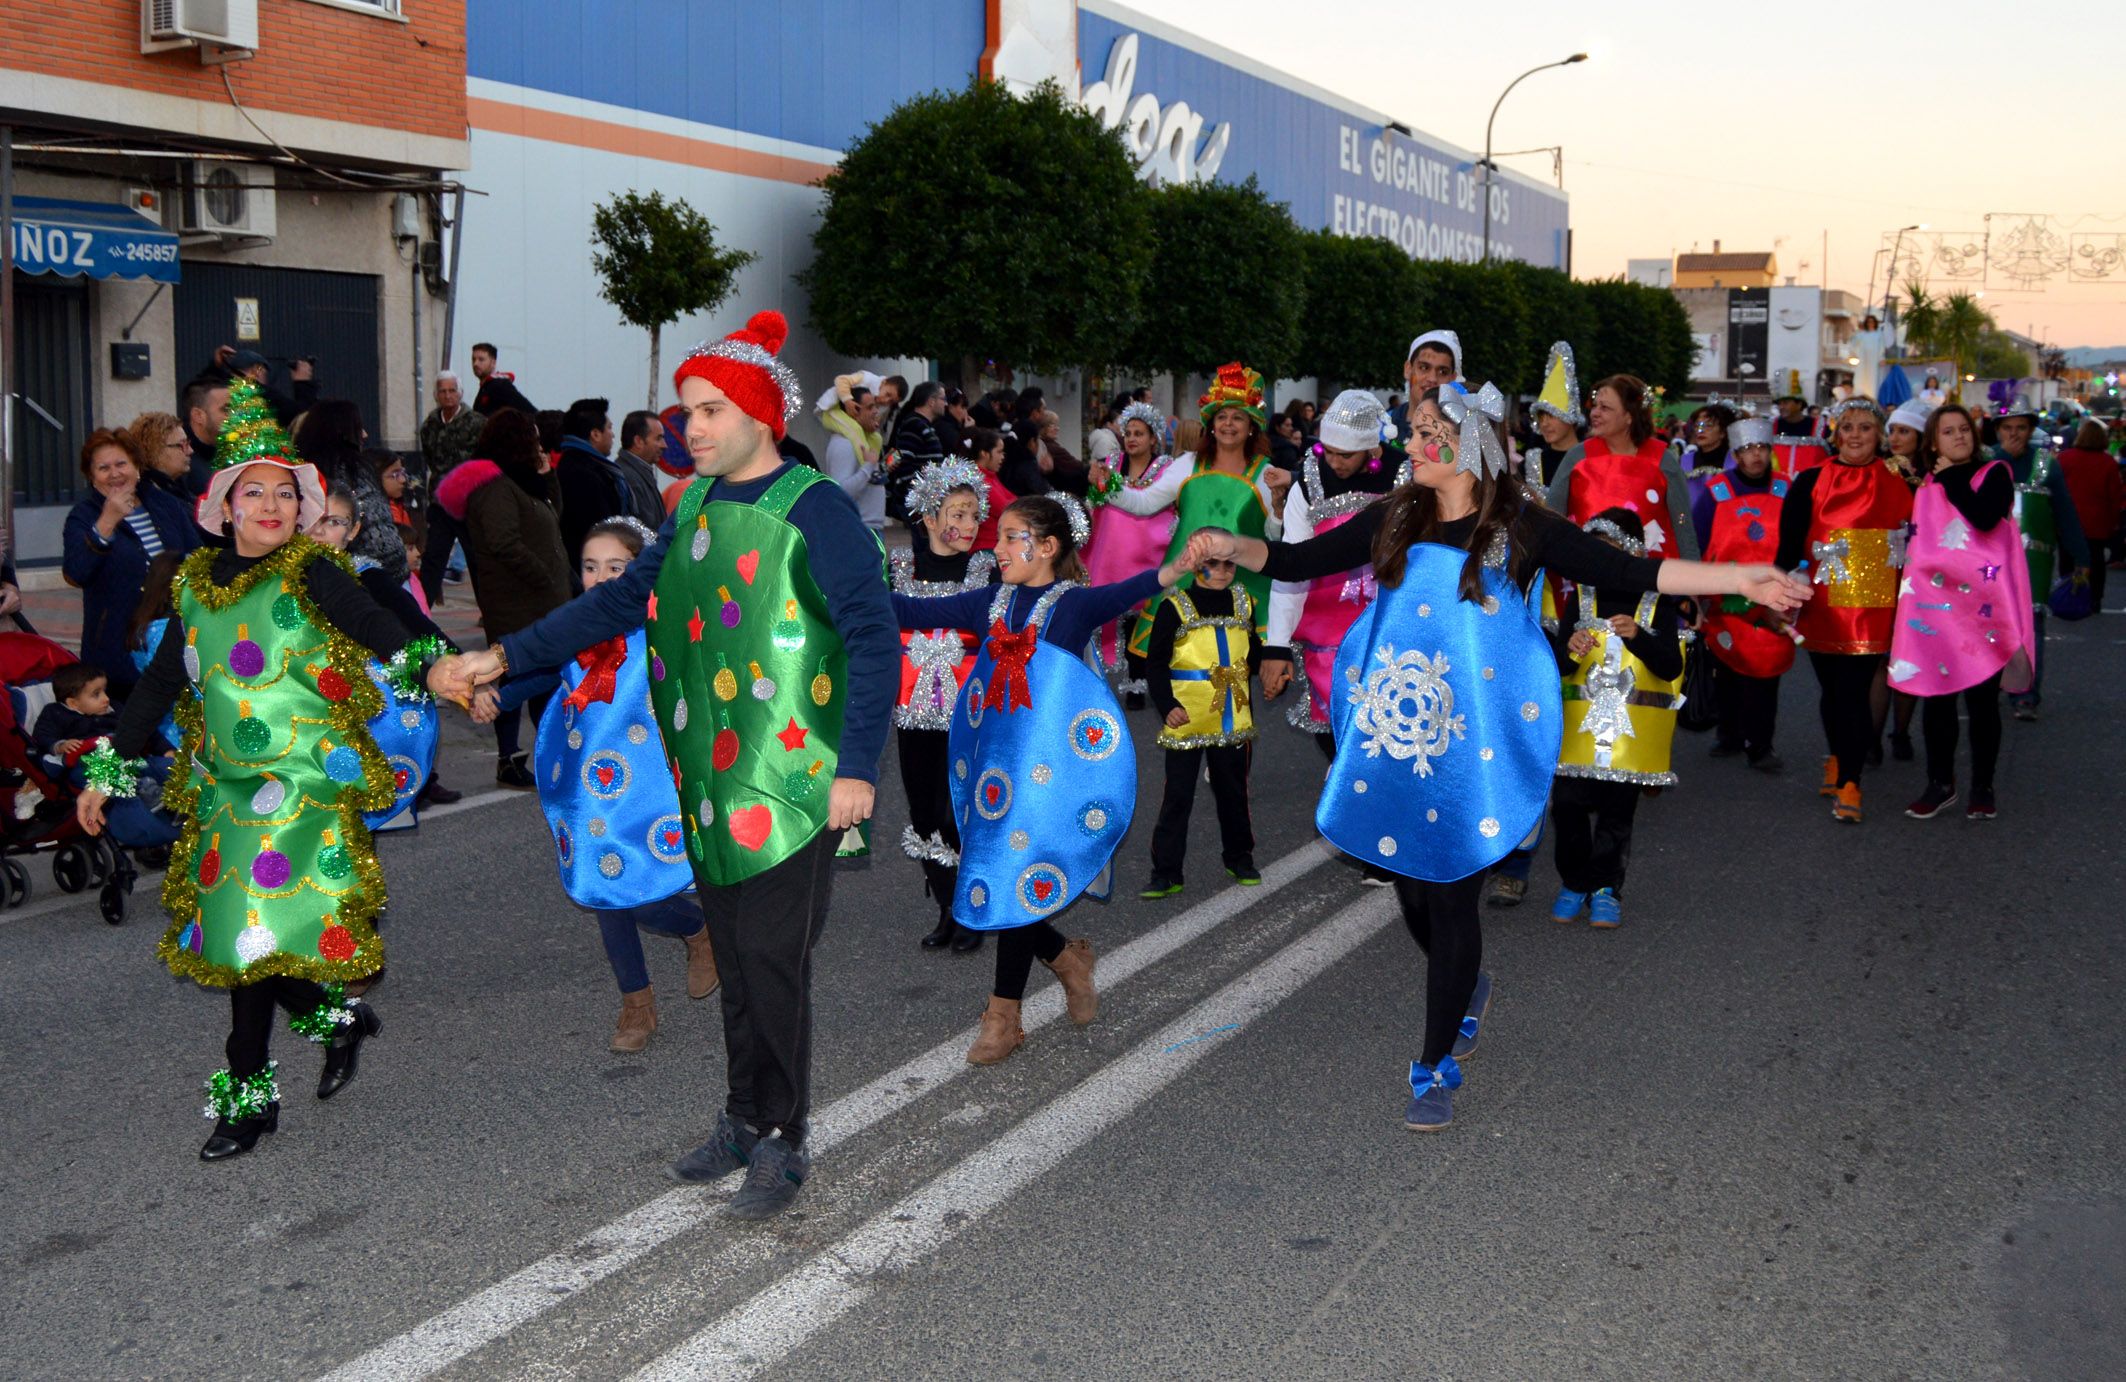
[179,162,277,240]
[142,0,259,55]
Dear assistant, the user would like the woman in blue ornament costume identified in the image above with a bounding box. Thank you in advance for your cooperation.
[889,495,1203,1066]
[475,518,719,1055]
[1194,384,1811,1132]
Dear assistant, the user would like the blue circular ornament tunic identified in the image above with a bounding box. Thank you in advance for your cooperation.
[947,583,1135,931]
[360,658,438,833]
[534,629,692,910]
[1318,541,1560,882]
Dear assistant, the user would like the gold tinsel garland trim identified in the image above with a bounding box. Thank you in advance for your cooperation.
[155,536,393,989]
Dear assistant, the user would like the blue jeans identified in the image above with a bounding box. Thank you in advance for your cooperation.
[2008,608,2045,707]
[596,895,705,994]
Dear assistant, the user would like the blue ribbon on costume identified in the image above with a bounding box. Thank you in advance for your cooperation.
[1169,624,1245,735]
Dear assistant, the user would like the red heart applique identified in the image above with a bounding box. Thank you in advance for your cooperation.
[663,829,681,849]
[1086,726,1104,745]
[1033,879,1054,901]
[985,783,1001,805]
[728,804,772,851]
[736,550,761,585]
[595,764,616,787]
[393,768,410,789]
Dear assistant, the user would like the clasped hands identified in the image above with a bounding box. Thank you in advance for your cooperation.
[424,648,507,709]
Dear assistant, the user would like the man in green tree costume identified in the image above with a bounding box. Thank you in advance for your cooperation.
[454,310,899,1220]
[77,379,459,1161]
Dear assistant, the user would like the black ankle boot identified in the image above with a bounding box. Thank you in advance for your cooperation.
[920,913,957,949]
[200,1103,280,1160]
[950,925,984,954]
[317,1000,382,1100]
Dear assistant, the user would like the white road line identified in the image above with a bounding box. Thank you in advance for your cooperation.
[317,838,1336,1381]
[631,890,1399,1381]
[0,789,530,930]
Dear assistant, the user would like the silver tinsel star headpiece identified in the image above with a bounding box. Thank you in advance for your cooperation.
[905,457,991,522]
[1825,397,1885,426]
[1117,401,1166,439]
[1437,381,1509,478]
[1582,516,1646,557]
[1054,493,1092,548]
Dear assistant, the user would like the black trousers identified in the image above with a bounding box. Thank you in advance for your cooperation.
[1550,776,1642,895]
[418,501,464,605]
[2089,538,2112,606]
[896,727,958,922]
[993,922,1068,1001]
[493,691,552,761]
[1391,872,1486,1068]
[227,976,331,1081]
[1922,671,2004,792]
[1149,742,1254,879]
[1714,662,1781,760]
[696,826,834,1146]
[1809,651,1883,787]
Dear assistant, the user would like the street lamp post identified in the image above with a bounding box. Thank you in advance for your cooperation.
[1880,223,1923,359]
[1482,54,1586,262]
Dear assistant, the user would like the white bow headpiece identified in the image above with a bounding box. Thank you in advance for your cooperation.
[1437,382,1508,478]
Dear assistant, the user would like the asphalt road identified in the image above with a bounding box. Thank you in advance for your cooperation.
[2,611,2121,1380]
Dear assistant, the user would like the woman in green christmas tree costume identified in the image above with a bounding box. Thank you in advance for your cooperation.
[77,380,459,1161]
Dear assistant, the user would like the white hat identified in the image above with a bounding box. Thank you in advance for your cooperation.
[1405,329,1462,375]
[1729,416,1775,449]
[1318,389,1388,452]
[1999,395,2041,421]
[1887,400,1933,433]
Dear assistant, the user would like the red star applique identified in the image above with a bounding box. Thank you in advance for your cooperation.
[775,717,809,752]
[688,607,705,643]
[647,591,659,621]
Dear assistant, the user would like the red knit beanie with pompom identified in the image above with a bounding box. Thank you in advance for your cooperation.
[671,310,801,440]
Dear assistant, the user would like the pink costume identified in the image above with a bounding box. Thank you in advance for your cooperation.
[1888,460,2035,697]
[1085,454,1181,673]
[1266,450,1405,731]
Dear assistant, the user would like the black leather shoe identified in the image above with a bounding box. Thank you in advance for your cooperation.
[418,778,463,806]
[920,916,957,950]
[200,1103,279,1160]
[317,1000,382,1100]
[950,926,984,953]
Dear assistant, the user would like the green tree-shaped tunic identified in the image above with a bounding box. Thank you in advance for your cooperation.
[156,538,395,987]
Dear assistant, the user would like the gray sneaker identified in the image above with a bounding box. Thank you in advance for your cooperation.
[727,1134,809,1220]
[666,1111,758,1183]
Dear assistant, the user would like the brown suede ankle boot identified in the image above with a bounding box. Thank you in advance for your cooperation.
[965,996,1025,1065]
[1043,938,1098,1025]
[611,986,657,1053]
[684,929,721,1000]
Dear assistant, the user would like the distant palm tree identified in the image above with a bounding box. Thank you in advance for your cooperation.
[1939,292,1990,396]
[1898,279,1940,358]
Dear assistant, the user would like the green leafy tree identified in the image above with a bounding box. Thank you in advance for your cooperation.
[802,79,1151,381]
[1411,259,1529,392]
[1937,292,1991,388]
[589,191,758,409]
[1127,176,1306,398]
[1295,230,1424,391]
[1894,278,1938,359]
[1495,261,1594,396]
[1975,328,2033,382]
[1578,277,1693,394]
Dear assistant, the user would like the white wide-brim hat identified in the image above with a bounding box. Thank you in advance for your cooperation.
[197,457,329,537]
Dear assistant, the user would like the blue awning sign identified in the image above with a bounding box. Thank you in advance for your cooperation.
[7,196,182,284]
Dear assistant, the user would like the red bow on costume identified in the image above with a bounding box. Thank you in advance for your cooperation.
[984,620,1037,713]
[565,636,628,712]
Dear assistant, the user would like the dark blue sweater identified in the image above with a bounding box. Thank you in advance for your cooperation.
[496,462,900,785]
[892,569,1167,653]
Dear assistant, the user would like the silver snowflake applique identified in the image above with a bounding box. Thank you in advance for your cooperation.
[1345,644,1465,778]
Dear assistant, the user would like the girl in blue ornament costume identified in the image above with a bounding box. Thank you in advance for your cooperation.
[888,495,1204,1067]
[892,459,999,954]
[475,518,720,1054]
[1194,383,1810,1132]
[75,380,461,1163]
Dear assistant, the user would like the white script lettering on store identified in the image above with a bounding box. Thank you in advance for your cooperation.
[1079,34,1230,186]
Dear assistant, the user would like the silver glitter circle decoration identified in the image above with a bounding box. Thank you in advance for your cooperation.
[1378,837,1397,857]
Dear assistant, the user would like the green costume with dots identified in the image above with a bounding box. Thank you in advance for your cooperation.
[156,537,394,988]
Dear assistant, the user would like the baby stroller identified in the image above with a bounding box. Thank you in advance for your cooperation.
[0,632,153,925]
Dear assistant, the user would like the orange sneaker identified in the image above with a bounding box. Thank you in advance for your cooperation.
[1832,782,1863,823]
[1819,756,1840,798]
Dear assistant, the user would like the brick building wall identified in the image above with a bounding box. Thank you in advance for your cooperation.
[0,0,465,150]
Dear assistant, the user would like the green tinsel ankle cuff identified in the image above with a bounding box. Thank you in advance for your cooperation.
[203,1063,280,1121]
[81,738,145,798]
[288,984,353,1043]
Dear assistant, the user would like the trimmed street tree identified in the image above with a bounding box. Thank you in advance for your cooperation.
[590,191,758,409]
[1296,230,1423,392]
[1127,176,1305,400]
[803,79,1151,381]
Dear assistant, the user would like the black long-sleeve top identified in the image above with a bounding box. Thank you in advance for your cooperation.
[1552,587,1688,681]
[110,549,416,760]
[1144,583,1262,721]
[1258,500,1664,597]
